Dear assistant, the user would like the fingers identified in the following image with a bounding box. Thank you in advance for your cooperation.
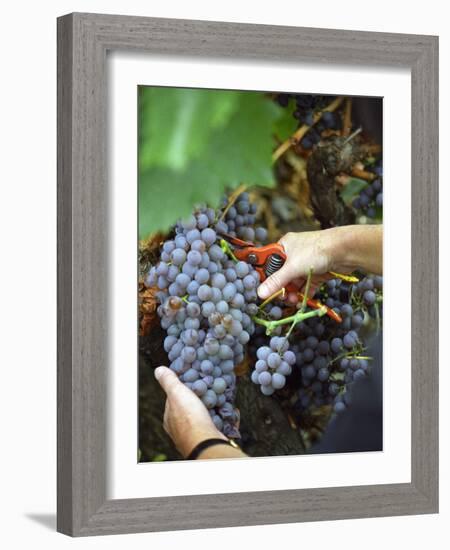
[257,262,297,299]
[154,366,183,397]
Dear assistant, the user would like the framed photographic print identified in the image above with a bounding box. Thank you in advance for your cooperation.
[57,13,438,536]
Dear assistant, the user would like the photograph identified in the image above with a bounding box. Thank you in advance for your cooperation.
[138,86,383,461]
[0,0,441,542]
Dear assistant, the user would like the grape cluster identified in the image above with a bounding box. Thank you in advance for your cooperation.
[249,275,382,418]
[275,93,342,150]
[215,194,268,244]
[250,337,296,395]
[146,193,268,438]
[352,162,383,219]
[291,275,382,415]
[352,274,383,320]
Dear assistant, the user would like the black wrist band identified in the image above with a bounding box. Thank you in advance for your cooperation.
[186,438,233,460]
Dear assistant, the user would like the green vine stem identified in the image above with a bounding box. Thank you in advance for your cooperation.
[258,288,285,310]
[327,344,369,367]
[220,238,238,262]
[300,267,314,313]
[253,306,327,336]
[374,299,381,334]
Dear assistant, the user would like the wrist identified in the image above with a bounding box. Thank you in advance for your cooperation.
[187,437,236,460]
[321,226,359,274]
[318,227,345,272]
[328,225,383,274]
[196,439,247,460]
[180,425,227,458]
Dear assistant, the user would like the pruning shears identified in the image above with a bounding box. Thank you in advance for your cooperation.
[220,233,358,324]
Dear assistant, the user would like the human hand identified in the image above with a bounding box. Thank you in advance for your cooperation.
[257,230,335,301]
[256,225,383,301]
[154,366,226,457]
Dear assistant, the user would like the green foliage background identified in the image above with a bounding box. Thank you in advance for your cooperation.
[138,87,289,238]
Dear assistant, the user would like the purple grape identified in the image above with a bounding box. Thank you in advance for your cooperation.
[181,346,196,363]
[197,284,212,301]
[200,360,214,375]
[235,261,249,278]
[260,385,275,396]
[258,371,272,386]
[211,272,226,289]
[271,373,286,389]
[186,229,201,244]
[257,346,271,361]
[202,390,217,409]
[196,213,209,229]
[187,250,202,266]
[171,248,186,266]
[204,338,220,356]
[277,361,291,376]
[192,379,207,396]
[343,334,356,349]
[201,228,216,246]
[222,282,237,301]
[363,290,376,305]
[267,353,282,369]
[331,338,343,353]
[209,244,224,261]
[255,227,267,242]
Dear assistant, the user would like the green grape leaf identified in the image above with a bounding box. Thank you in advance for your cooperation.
[272,97,298,141]
[139,87,239,172]
[139,92,279,238]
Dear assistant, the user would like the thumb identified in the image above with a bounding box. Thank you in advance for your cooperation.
[257,262,297,299]
[154,366,182,397]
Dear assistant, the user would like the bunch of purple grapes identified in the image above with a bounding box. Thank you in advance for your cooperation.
[291,275,382,415]
[352,162,383,219]
[250,336,296,395]
[146,193,267,437]
[275,93,341,150]
[215,194,268,244]
[250,274,382,417]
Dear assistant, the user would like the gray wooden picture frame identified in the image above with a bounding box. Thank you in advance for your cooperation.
[57,12,439,537]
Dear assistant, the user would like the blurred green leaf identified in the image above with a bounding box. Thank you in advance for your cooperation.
[272,97,297,141]
[340,177,368,205]
[139,92,279,238]
[139,87,239,172]
[152,453,167,462]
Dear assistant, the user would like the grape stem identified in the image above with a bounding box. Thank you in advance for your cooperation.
[342,126,362,145]
[219,238,238,262]
[218,183,248,222]
[351,166,376,181]
[272,96,345,163]
[299,267,314,313]
[342,97,353,137]
[253,306,327,336]
[282,267,315,338]
[328,345,367,366]
[374,301,381,334]
[258,288,286,310]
